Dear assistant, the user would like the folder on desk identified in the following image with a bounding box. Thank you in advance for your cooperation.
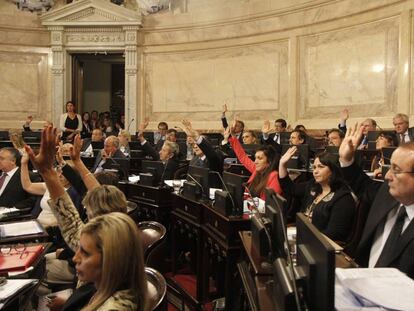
[0,245,44,272]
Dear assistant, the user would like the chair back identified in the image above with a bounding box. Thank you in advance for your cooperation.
[145,267,167,311]
[138,221,167,258]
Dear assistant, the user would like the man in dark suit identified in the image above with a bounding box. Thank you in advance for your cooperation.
[91,136,129,179]
[393,113,414,145]
[0,147,38,209]
[339,124,414,278]
[81,128,104,155]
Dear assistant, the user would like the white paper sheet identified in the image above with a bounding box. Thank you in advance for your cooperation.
[0,220,43,237]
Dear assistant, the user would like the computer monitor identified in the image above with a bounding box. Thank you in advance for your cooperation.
[281,144,310,170]
[91,141,104,150]
[241,144,261,157]
[105,157,130,181]
[141,132,155,146]
[296,213,335,311]
[0,131,9,141]
[382,146,397,165]
[140,160,165,186]
[325,145,339,155]
[214,171,246,216]
[186,165,210,200]
[250,188,288,260]
[280,132,292,145]
[129,141,143,151]
[22,131,41,142]
[367,130,395,142]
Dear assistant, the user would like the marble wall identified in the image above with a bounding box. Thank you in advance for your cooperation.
[3,0,414,130]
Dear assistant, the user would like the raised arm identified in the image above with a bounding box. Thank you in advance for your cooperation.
[69,134,100,191]
[26,126,84,251]
[278,146,297,179]
[20,151,46,195]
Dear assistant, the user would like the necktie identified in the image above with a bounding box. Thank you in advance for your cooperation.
[0,173,7,193]
[401,133,407,143]
[375,205,407,267]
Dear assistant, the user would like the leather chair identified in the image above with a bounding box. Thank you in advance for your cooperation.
[145,267,167,311]
[127,200,139,223]
[138,221,169,272]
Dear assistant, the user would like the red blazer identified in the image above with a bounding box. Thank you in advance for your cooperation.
[229,137,282,199]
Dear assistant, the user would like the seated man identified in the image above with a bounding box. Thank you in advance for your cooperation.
[393,113,414,145]
[81,128,104,156]
[340,124,414,278]
[154,121,169,152]
[91,136,129,178]
[338,109,377,149]
[0,147,38,209]
[327,128,344,147]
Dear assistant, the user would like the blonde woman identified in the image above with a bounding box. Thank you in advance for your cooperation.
[118,129,131,157]
[74,212,148,311]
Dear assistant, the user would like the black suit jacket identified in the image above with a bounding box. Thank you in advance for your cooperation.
[342,162,414,278]
[141,141,179,180]
[0,168,39,210]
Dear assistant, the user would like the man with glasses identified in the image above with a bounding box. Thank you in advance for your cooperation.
[339,124,414,278]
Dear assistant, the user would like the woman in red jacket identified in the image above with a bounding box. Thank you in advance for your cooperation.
[226,126,282,199]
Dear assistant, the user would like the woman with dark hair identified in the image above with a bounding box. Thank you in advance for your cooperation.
[59,101,82,142]
[371,131,397,178]
[90,110,99,130]
[227,125,282,199]
[81,112,92,139]
[279,148,356,242]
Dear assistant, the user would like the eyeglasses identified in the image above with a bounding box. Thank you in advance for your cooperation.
[387,167,414,175]
[0,244,28,259]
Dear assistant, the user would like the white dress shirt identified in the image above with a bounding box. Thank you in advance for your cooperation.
[368,203,414,267]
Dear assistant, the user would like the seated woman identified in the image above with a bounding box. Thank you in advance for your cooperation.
[279,147,356,242]
[20,150,81,228]
[118,129,131,157]
[25,128,131,310]
[73,212,148,310]
[225,123,282,199]
[371,131,397,178]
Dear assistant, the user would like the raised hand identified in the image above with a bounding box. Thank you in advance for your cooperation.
[26,126,57,175]
[280,146,297,166]
[21,150,29,165]
[181,119,199,140]
[339,122,363,163]
[340,109,350,123]
[262,120,273,134]
[69,134,83,163]
[138,117,149,133]
[223,103,228,114]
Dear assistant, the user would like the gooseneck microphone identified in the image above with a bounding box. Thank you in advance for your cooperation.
[127,118,135,132]
[187,173,204,196]
[210,170,235,211]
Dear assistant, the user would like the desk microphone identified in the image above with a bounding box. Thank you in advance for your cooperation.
[127,118,135,132]
[210,170,235,212]
[187,173,204,197]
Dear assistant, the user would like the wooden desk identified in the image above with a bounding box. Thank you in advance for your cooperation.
[119,182,173,225]
[168,194,250,310]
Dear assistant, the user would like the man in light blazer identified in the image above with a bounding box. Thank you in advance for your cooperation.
[393,113,414,145]
[339,124,414,279]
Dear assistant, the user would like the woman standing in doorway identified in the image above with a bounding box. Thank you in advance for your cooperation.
[60,101,82,142]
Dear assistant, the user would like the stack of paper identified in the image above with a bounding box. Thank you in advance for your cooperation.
[0,279,37,301]
[335,268,414,310]
[0,220,43,238]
